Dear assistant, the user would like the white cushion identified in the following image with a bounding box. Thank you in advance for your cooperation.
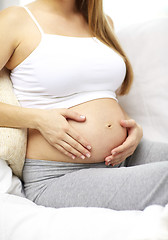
[0,159,24,197]
[0,193,168,240]
[117,18,168,143]
[0,68,27,178]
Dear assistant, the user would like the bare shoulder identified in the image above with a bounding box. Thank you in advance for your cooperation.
[106,15,114,30]
[0,6,28,39]
[0,6,27,70]
[0,6,26,23]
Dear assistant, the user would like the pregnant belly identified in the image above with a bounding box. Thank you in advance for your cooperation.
[26,98,127,163]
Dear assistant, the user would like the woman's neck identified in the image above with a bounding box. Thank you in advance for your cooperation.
[35,0,78,17]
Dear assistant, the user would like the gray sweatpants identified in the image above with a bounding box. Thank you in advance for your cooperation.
[23,139,168,210]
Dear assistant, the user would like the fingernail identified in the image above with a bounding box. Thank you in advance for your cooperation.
[112,152,116,155]
[72,155,75,160]
[108,162,111,166]
[80,115,85,119]
[80,155,85,159]
[87,145,92,150]
[86,153,91,158]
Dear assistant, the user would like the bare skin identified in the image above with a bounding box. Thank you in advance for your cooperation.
[0,0,143,165]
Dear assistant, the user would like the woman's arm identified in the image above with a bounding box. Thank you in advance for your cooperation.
[105,107,143,166]
[0,7,92,160]
[0,102,91,160]
[0,7,21,71]
[104,16,143,165]
[0,7,31,128]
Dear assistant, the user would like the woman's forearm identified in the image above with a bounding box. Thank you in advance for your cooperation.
[0,102,40,129]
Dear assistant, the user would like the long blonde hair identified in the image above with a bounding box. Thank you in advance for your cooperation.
[76,0,133,95]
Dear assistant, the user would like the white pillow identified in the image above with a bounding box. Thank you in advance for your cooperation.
[0,68,27,178]
[0,159,24,197]
[117,18,168,143]
[0,159,12,193]
[0,193,168,240]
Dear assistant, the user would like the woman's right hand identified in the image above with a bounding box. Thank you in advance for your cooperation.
[35,108,91,160]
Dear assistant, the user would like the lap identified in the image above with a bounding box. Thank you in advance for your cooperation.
[24,161,168,210]
[122,138,168,167]
[23,139,168,210]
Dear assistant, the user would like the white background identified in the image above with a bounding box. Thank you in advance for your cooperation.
[103,0,168,30]
[1,0,168,30]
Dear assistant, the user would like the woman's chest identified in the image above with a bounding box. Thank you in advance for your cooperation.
[11,36,126,97]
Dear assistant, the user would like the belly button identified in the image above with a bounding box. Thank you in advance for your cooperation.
[106,123,113,129]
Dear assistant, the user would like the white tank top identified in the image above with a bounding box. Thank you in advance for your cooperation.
[10,6,126,109]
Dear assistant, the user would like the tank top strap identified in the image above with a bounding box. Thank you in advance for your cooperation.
[21,6,44,35]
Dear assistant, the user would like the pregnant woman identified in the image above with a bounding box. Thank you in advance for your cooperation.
[0,0,168,210]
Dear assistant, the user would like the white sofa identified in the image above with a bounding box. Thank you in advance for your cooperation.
[0,18,168,240]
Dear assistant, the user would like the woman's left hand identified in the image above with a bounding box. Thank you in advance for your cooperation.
[104,119,143,166]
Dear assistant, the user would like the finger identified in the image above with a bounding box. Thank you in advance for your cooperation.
[112,150,133,163]
[59,140,87,160]
[105,155,113,161]
[112,158,126,166]
[120,119,136,128]
[105,157,111,162]
[55,144,76,160]
[111,137,134,155]
[105,161,111,166]
[63,134,91,158]
[106,156,125,166]
[63,109,86,122]
[67,127,92,151]
[105,151,124,161]
[105,149,133,164]
[111,150,134,165]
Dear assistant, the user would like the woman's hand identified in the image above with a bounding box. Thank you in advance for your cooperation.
[35,108,92,160]
[105,119,143,166]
